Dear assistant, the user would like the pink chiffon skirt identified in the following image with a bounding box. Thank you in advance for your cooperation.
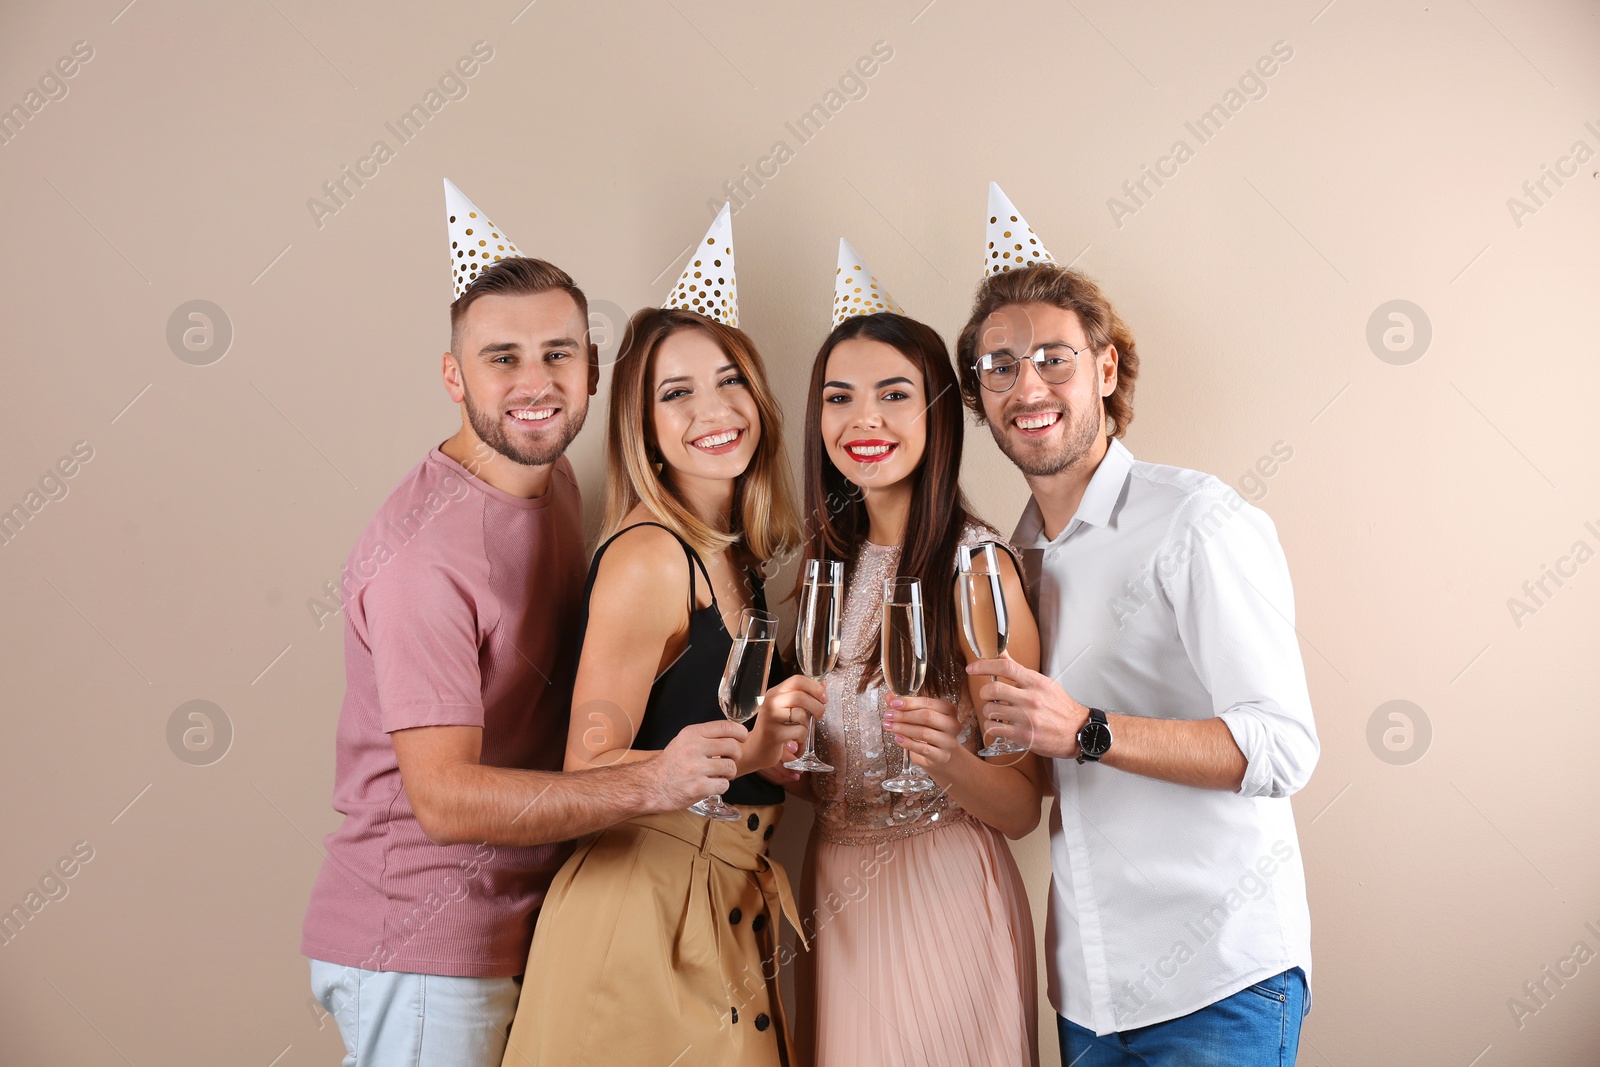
[796,816,1038,1067]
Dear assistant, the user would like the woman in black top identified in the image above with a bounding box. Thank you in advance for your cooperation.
[503,306,825,1067]
[575,519,790,805]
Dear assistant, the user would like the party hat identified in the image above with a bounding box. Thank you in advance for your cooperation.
[662,202,739,328]
[984,181,1056,277]
[832,238,905,327]
[444,178,523,299]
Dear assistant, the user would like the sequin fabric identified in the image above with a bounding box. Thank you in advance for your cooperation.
[811,525,1000,846]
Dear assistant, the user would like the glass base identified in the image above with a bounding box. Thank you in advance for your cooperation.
[688,796,743,821]
[783,752,835,773]
[978,736,1030,757]
[881,773,936,794]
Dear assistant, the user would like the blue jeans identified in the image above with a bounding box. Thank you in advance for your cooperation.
[309,960,521,1067]
[1058,968,1308,1067]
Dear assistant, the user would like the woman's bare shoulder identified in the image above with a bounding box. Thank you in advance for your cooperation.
[592,511,690,598]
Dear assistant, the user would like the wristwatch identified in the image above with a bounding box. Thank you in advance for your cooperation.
[1076,709,1112,764]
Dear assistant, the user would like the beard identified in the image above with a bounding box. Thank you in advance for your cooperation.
[462,381,587,468]
[988,399,1102,478]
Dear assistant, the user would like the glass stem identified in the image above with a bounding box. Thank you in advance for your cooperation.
[801,718,819,759]
[920,689,934,781]
[988,673,999,744]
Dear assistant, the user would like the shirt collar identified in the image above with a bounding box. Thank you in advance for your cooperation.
[1076,437,1135,529]
[1013,437,1136,547]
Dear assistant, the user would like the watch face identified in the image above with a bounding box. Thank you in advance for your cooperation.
[1081,722,1112,756]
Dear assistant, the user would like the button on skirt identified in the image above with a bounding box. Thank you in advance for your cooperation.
[503,804,800,1067]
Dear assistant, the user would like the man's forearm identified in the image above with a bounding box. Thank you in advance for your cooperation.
[1098,715,1246,793]
[427,760,661,846]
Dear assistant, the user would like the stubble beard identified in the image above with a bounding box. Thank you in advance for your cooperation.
[462,381,587,468]
[989,399,1102,478]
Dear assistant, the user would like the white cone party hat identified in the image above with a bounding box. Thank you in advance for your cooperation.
[984,181,1056,277]
[444,178,524,299]
[832,238,905,328]
[662,202,739,328]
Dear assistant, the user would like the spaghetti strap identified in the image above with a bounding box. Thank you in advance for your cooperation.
[595,522,713,615]
[569,519,788,806]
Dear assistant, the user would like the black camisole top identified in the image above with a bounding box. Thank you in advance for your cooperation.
[575,522,786,807]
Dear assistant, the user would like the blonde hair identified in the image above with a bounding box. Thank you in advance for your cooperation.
[955,264,1140,437]
[602,308,800,563]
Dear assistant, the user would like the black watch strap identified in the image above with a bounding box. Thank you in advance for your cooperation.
[1076,708,1111,764]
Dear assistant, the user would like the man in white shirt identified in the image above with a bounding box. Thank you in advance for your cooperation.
[955,263,1319,1066]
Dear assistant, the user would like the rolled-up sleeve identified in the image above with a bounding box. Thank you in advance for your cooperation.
[1165,489,1319,799]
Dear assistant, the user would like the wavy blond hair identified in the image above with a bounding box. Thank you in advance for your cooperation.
[955,264,1140,437]
[602,307,800,564]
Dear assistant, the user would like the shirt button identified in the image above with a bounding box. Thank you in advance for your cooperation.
[751,913,767,934]
[729,907,742,925]
[754,1013,771,1032]
[730,1007,739,1023]
[747,813,760,831]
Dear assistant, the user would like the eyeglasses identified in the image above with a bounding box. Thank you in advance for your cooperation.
[973,343,1086,392]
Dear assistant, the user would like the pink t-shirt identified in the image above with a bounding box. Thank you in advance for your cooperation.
[301,447,585,977]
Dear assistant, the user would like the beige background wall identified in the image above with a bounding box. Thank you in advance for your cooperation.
[2,1,1597,1063]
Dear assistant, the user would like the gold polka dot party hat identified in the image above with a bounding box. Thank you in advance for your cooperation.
[662,201,739,328]
[832,238,905,328]
[984,181,1056,277]
[444,178,523,299]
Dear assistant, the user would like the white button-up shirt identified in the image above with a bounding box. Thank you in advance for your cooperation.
[1013,438,1317,1035]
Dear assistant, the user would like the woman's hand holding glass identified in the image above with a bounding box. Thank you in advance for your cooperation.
[883,694,966,778]
[691,607,779,821]
[741,674,826,774]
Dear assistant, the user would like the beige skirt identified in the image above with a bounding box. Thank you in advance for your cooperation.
[503,805,803,1067]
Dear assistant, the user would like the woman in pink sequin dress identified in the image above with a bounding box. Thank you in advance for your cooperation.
[786,311,1045,1066]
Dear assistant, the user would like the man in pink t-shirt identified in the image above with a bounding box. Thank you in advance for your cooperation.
[302,255,749,1065]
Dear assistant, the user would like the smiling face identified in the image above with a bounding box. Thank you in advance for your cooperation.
[649,326,761,487]
[444,288,598,467]
[974,301,1116,478]
[819,337,929,493]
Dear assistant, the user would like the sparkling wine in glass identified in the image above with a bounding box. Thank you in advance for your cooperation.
[960,543,1026,757]
[881,577,935,793]
[689,608,776,820]
[785,560,841,773]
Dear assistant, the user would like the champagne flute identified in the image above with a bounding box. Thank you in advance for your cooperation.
[689,608,776,821]
[960,542,1026,757]
[880,577,935,793]
[784,559,841,772]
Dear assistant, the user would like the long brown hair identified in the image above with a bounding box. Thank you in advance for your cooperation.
[955,263,1139,436]
[797,312,979,698]
[602,307,800,564]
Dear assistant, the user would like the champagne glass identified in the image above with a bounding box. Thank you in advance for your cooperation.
[784,559,841,772]
[880,577,935,793]
[960,543,1027,757]
[689,608,776,821]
